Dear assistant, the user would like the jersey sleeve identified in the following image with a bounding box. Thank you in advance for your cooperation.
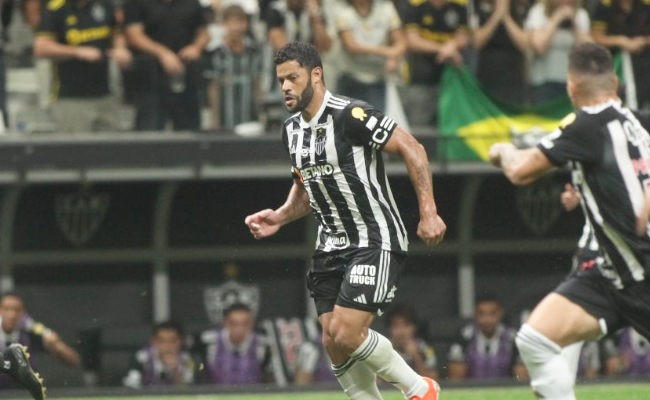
[123,0,144,26]
[446,324,472,362]
[36,0,62,40]
[591,0,611,32]
[537,113,603,166]
[341,101,398,150]
[266,3,285,30]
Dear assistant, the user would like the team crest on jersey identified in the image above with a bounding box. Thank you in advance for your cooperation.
[91,3,106,22]
[315,134,327,155]
[351,107,367,121]
[444,10,460,27]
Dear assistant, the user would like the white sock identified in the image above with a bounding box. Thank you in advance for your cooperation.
[332,358,383,400]
[350,330,427,398]
[516,324,576,400]
[562,341,584,381]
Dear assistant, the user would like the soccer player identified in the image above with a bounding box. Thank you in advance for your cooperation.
[245,42,446,400]
[489,41,650,400]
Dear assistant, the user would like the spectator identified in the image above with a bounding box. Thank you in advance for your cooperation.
[524,0,592,103]
[206,5,263,130]
[124,0,209,131]
[0,292,79,389]
[266,0,331,53]
[401,0,468,127]
[613,327,650,376]
[470,0,530,104]
[591,0,650,109]
[200,303,272,385]
[334,0,406,111]
[123,321,196,388]
[447,293,522,380]
[293,334,336,386]
[33,0,132,133]
[385,303,438,380]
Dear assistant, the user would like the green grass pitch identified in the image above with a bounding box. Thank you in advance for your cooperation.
[18,383,650,400]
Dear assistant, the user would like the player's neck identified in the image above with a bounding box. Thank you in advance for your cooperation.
[301,86,327,123]
[573,93,619,108]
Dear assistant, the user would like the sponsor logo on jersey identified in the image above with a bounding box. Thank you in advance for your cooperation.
[349,264,377,285]
[298,163,335,180]
[324,232,348,249]
[351,107,367,121]
[386,285,397,302]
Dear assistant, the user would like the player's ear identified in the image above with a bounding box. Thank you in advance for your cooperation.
[311,66,323,85]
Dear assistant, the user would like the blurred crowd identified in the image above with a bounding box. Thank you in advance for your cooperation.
[0,0,648,134]
[2,290,650,390]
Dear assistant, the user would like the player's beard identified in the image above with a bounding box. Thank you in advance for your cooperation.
[288,76,314,113]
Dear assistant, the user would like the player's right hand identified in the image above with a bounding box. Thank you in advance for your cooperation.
[560,183,581,211]
[245,209,282,240]
[417,214,446,247]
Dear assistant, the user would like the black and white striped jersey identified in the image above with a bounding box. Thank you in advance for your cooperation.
[281,91,409,254]
[538,99,650,288]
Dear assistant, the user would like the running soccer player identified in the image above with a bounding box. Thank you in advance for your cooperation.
[245,42,446,400]
[489,42,650,400]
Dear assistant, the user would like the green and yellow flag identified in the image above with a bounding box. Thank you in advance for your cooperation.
[437,66,573,161]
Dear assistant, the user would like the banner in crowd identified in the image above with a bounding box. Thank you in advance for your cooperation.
[437,66,573,161]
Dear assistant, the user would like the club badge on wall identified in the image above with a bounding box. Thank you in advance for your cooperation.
[55,191,110,246]
[515,180,563,236]
[203,280,260,325]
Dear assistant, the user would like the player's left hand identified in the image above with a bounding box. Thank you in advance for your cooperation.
[418,214,446,247]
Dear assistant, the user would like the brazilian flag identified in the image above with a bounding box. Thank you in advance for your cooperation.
[437,66,572,161]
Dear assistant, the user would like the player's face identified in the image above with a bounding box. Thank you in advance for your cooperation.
[0,296,25,333]
[475,301,503,337]
[152,329,183,358]
[276,60,315,113]
[224,310,254,345]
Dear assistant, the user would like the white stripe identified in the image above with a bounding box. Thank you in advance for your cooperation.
[329,95,349,105]
[325,115,369,247]
[367,151,408,251]
[374,251,385,303]
[608,120,645,218]
[579,163,626,287]
[385,176,408,251]
[380,116,389,128]
[353,148,391,249]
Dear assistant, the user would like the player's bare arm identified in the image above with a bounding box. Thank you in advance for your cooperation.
[488,143,555,185]
[244,182,311,239]
[384,127,446,247]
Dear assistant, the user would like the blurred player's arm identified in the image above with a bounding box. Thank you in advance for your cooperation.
[42,330,81,367]
[488,143,555,185]
[561,183,580,211]
[384,127,446,246]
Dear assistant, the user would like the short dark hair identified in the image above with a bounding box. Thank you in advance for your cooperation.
[569,42,613,76]
[0,291,25,306]
[475,292,501,306]
[274,42,323,73]
[386,303,419,326]
[223,302,252,319]
[222,4,248,20]
[153,320,185,337]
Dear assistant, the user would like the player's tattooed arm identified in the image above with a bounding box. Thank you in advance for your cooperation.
[384,127,446,246]
[276,182,312,225]
[488,143,555,185]
[245,182,310,240]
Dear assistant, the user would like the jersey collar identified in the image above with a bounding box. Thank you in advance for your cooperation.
[300,91,331,129]
[581,98,622,114]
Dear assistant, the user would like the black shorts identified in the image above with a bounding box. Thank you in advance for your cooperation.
[554,264,650,339]
[306,248,407,316]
